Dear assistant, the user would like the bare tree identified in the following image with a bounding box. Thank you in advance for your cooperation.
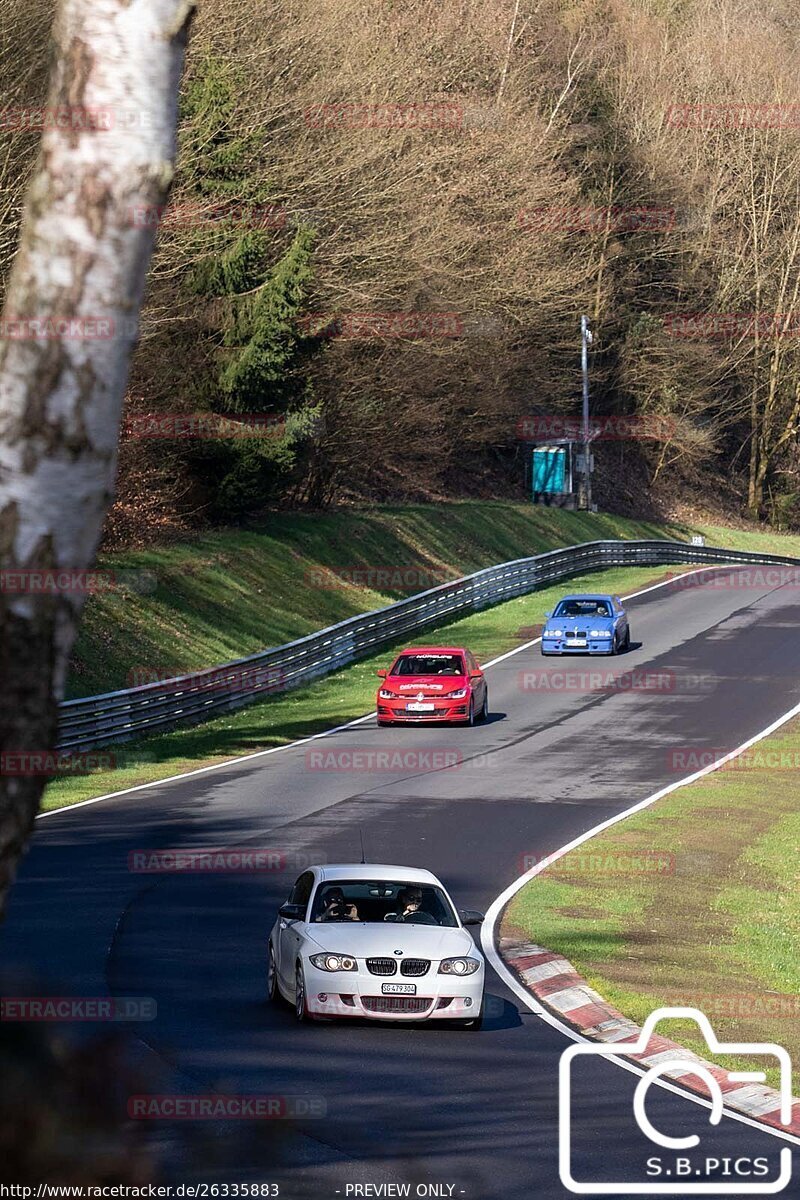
[0,0,191,917]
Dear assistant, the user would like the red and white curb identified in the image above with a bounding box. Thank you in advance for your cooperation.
[501,936,800,1138]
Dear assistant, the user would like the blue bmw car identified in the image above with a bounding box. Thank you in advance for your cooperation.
[540,593,631,656]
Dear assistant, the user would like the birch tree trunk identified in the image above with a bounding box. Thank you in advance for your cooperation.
[0,0,191,917]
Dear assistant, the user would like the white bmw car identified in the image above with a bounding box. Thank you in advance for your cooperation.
[267,864,485,1028]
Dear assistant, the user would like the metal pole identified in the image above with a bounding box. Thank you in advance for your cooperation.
[581,314,592,510]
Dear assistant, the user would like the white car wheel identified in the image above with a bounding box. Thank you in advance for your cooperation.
[267,943,279,1003]
[295,963,311,1022]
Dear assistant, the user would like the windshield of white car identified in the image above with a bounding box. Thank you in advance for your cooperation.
[553,599,611,618]
[310,881,459,926]
[390,654,464,676]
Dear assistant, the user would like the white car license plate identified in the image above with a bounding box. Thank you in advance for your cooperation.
[406,702,434,712]
[382,982,416,995]
[566,638,587,647]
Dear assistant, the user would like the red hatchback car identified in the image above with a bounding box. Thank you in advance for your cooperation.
[376,646,489,726]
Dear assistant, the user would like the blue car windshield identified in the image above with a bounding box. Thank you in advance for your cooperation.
[554,599,611,618]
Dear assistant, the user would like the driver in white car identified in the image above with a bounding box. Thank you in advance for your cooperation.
[397,886,427,920]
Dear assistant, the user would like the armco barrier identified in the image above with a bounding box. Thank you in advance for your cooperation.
[56,539,800,752]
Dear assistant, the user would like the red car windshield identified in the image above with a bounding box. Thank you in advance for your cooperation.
[391,654,465,676]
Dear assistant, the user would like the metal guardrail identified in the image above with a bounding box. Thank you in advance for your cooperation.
[57,539,800,752]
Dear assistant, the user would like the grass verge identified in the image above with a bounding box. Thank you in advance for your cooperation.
[70,502,693,697]
[46,562,685,812]
[503,720,800,1090]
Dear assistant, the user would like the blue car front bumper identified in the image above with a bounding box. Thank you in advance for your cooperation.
[541,636,615,655]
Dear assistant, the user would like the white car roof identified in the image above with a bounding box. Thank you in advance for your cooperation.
[317,863,441,885]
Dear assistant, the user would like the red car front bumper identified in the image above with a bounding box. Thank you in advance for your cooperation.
[376,697,471,723]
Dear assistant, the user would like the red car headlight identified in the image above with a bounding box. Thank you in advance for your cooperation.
[447,687,469,699]
[379,688,397,699]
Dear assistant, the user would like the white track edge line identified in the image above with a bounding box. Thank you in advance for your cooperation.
[34,564,718,819]
[481,699,800,1148]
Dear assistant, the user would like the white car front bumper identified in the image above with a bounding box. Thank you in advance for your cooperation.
[302,958,485,1021]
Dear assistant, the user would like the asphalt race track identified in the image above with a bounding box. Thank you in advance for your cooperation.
[2,567,799,1198]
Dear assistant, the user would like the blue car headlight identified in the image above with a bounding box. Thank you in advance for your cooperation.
[589,628,612,638]
[546,628,562,637]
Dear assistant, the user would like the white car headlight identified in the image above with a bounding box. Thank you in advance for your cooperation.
[309,953,357,972]
[448,687,468,699]
[546,628,562,637]
[438,956,481,976]
[379,688,396,699]
[590,629,612,638]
